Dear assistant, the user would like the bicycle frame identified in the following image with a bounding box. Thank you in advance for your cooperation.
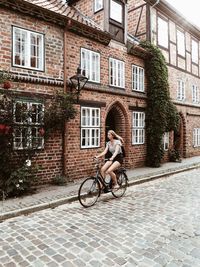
[95,166,111,189]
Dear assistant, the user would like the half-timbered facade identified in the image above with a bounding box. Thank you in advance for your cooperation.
[128,0,200,158]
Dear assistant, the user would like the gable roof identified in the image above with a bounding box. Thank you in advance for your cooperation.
[23,0,104,32]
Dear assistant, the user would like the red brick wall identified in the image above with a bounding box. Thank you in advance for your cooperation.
[0,6,65,184]
[65,31,147,180]
[0,7,64,81]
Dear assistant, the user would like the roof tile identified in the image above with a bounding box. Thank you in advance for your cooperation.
[23,0,104,32]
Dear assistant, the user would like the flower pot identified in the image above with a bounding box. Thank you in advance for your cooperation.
[39,127,45,136]
[3,81,11,89]
[0,124,6,133]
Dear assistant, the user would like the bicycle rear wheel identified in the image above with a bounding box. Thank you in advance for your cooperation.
[112,172,128,198]
[78,177,101,208]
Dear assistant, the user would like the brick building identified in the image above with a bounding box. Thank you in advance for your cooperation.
[128,0,200,158]
[0,0,200,184]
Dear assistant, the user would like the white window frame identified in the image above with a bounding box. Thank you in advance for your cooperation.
[192,85,199,103]
[132,112,145,145]
[94,0,103,12]
[13,26,44,71]
[81,48,100,83]
[110,0,123,24]
[177,29,185,57]
[132,65,145,92]
[177,80,185,101]
[193,128,200,147]
[13,100,44,150]
[192,39,199,64]
[157,17,169,49]
[109,57,125,88]
[163,132,170,151]
[81,107,101,148]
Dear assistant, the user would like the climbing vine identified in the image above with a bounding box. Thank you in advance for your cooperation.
[0,72,77,199]
[140,42,180,167]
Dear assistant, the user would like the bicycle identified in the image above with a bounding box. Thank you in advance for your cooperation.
[78,158,128,208]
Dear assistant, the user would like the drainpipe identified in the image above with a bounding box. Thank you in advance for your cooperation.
[63,26,68,177]
[149,0,160,42]
[151,0,160,9]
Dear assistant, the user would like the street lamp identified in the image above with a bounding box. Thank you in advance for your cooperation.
[69,66,88,102]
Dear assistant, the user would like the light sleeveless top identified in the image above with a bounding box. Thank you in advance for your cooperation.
[106,140,122,155]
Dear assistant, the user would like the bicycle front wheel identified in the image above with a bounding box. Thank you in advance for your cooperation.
[78,177,101,208]
[112,172,128,198]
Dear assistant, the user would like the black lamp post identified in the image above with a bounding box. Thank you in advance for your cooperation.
[69,66,88,103]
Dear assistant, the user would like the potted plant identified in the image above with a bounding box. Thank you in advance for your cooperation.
[0,71,12,89]
[169,149,182,162]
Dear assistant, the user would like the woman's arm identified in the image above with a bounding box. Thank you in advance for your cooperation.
[109,144,120,161]
[95,146,109,158]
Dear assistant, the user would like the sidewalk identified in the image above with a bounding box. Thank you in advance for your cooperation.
[1,156,200,221]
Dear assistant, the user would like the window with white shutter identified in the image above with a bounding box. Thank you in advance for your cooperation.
[13,100,44,150]
[81,107,100,148]
[94,0,103,12]
[177,80,185,101]
[193,128,200,147]
[109,58,125,88]
[192,40,199,64]
[158,17,169,49]
[81,48,100,83]
[132,112,145,145]
[192,85,199,103]
[13,27,44,71]
[132,65,144,92]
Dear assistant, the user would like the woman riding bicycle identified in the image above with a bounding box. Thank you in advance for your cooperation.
[95,130,124,190]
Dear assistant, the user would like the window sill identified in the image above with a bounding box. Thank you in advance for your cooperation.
[94,8,103,14]
[109,85,125,90]
[12,64,44,73]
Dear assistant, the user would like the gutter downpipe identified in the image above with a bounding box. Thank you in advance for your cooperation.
[149,0,160,42]
[63,24,68,177]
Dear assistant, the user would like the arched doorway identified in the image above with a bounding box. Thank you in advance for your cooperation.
[105,104,126,143]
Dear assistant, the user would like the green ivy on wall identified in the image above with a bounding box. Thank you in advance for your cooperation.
[140,41,180,167]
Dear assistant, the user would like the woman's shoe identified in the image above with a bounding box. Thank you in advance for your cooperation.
[112,183,120,190]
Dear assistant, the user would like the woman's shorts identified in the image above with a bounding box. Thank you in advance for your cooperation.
[113,153,123,165]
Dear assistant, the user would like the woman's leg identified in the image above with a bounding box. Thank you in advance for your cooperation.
[101,160,112,179]
[106,161,121,186]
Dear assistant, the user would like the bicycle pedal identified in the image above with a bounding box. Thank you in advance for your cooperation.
[103,187,111,193]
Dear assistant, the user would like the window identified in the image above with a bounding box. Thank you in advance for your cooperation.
[81,48,100,83]
[163,132,170,151]
[110,0,123,24]
[13,27,44,70]
[132,112,145,145]
[109,58,125,88]
[192,39,199,64]
[177,80,185,101]
[94,0,103,12]
[132,65,144,92]
[13,100,44,150]
[158,17,168,48]
[193,128,200,147]
[177,30,185,57]
[81,107,100,148]
[192,85,199,103]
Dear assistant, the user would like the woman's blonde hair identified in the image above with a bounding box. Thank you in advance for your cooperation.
[108,130,124,144]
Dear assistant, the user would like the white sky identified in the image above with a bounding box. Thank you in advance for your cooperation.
[165,0,200,28]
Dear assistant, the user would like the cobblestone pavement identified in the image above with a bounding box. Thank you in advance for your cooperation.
[1,169,200,267]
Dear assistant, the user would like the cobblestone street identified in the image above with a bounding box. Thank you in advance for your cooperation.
[1,169,200,267]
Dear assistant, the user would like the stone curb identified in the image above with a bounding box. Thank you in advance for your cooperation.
[0,163,200,221]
